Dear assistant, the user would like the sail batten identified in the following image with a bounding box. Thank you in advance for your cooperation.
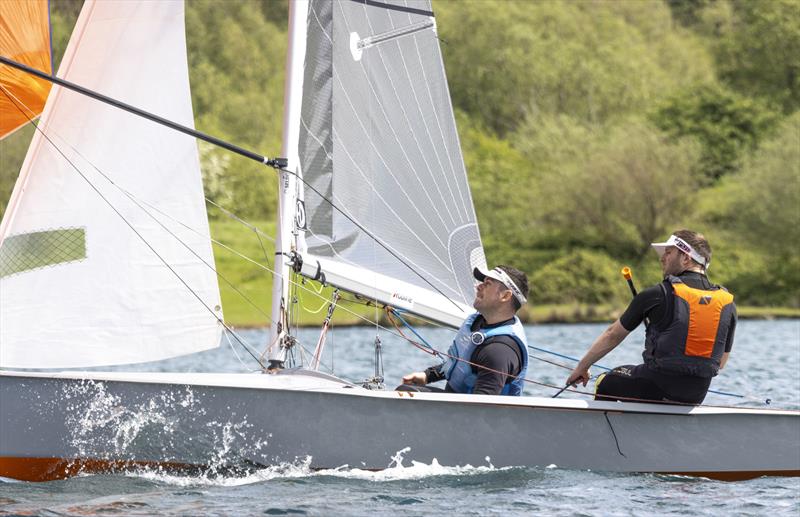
[295,0,485,323]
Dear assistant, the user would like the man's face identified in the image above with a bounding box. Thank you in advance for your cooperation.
[660,246,688,276]
[473,277,508,313]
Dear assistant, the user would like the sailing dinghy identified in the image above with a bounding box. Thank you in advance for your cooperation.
[1,0,798,482]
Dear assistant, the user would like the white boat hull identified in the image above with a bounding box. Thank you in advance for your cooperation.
[1,370,798,481]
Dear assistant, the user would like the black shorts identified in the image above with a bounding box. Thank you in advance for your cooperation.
[594,364,711,405]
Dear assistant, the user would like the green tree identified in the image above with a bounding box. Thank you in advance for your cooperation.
[652,83,779,183]
[529,119,701,261]
[185,0,287,219]
[458,111,541,271]
[435,0,713,136]
[530,249,629,305]
[712,113,800,305]
[698,0,800,113]
[666,0,717,27]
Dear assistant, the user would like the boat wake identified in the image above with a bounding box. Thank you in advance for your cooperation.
[125,449,511,487]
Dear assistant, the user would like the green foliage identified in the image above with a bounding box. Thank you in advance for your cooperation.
[706,113,800,305]
[698,0,800,113]
[517,118,701,261]
[0,126,34,216]
[436,0,713,136]
[1,0,797,314]
[185,0,286,219]
[666,0,716,27]
[458,111,543,271]
[50,1,83,70]
[529,249,629,305]
[652,83,779,182]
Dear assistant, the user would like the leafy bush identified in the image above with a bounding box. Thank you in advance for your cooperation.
[652,83,779,183]
[530,249,629,305]
[520,118,701,262]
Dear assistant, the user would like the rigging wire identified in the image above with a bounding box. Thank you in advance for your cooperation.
[0,55,466,319]
[386,307,777,408]
[526,343,761,402]
[223,329,261,373]
[0,84,268,371]
[205,197,276,242]
[4,58,770,406]
[13,107,276,327]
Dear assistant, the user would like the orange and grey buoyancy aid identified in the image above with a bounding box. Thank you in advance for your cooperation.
[643,275,735,378]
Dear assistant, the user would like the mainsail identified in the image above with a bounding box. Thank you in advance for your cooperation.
[292,0,485,326]
[0,0,222,368]
[0,0,52,139]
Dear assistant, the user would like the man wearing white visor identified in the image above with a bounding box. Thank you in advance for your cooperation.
[566,229,737,405]
[399,265,530,396]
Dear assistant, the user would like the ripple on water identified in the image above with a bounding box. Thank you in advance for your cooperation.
[370,494,424,505]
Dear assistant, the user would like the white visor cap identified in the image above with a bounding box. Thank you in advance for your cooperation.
[473,266,527,305]
[651,234,708,267]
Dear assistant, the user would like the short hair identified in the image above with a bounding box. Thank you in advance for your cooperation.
[497,264,529,311]
[672,229,712,266]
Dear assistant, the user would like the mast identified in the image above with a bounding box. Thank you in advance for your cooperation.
[267,0,309,368]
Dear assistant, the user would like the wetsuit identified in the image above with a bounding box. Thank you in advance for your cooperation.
[399,316,523,395]
[595,271,737,404]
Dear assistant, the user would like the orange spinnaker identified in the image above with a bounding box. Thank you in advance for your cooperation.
[0,0,53,139]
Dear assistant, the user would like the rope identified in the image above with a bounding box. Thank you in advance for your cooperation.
[386,307,789,409]
[527,343,766,403]
[387,309,439,354]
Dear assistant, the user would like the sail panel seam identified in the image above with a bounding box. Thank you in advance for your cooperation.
[352,2,459,228]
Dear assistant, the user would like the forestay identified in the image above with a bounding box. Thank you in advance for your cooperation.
[0,0,222,368]
[293,0,485,327]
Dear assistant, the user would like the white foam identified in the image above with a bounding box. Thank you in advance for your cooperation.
[127,449,508,487]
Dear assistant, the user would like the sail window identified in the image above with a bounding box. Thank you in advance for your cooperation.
[0,228,86,278]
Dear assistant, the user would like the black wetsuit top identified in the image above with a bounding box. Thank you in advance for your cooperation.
[424,315,522,395]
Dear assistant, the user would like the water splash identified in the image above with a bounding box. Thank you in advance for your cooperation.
[127,449,508,487]
[47,379,270,477]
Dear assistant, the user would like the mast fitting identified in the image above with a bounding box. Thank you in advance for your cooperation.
[264,157,289,169]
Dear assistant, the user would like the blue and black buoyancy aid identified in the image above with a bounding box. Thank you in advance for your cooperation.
[442,313,529,395]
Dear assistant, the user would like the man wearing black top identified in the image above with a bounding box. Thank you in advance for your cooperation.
[399,265,530,396]
[566,230,737,405]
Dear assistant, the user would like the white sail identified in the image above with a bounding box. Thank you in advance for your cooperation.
[0,0,222,368]
[293,0,485,327]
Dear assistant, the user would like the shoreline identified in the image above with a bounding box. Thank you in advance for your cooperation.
[222,305,800,329]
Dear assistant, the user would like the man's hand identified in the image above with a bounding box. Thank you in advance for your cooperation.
[401,371,427,386]
[564,320,630,389]
[566,367,590,387]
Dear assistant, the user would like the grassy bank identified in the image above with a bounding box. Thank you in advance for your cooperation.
[211,219,800,328]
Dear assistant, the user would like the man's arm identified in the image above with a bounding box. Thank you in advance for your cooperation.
[401,363,445,386]
[719,304,737,370]
[566,319,630,386]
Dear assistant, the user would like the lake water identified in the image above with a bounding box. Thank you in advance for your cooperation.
[1,320,799,516]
